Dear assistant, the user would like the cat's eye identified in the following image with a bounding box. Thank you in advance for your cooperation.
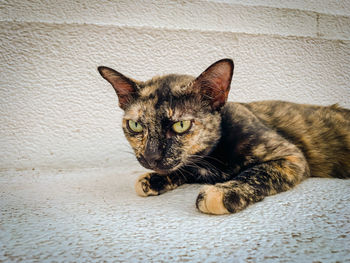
[128,120,143,133]
[172,120,192,134]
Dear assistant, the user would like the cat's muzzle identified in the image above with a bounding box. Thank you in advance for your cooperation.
[137,154,181,174]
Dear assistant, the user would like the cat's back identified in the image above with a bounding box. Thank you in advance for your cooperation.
[223,101,350,178]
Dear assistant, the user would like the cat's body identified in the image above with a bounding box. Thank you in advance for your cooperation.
[98,59,350,214]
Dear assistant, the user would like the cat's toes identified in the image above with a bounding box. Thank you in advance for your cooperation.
[135,172,170,196]
[196,185,229,215]
[134,173,159,197]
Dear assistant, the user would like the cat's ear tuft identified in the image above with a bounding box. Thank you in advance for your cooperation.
[193,59,234,110]
[98,66,138,110]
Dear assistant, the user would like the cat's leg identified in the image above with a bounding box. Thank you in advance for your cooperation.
[196,155,309,214]
[135,172,186,197]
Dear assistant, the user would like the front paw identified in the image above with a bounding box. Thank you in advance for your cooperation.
[134,173,168,197]
[196,182,257,214]
[196,185,229,215]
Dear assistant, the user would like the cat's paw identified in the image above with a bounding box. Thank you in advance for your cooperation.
[196,185,229,215]
[196,182,258,214]
[134,172,168,197]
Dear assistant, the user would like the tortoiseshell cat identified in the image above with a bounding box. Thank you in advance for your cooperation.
[98,59,350,215]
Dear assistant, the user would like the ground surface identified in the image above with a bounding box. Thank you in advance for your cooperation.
[1,167,349,262]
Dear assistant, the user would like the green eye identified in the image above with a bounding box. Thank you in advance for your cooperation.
[172,120,192,134]
[128,120,143,133]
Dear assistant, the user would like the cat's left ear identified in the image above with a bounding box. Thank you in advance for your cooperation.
[193,58,234,110]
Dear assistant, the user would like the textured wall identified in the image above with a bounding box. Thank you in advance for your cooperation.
[1,0,350,171]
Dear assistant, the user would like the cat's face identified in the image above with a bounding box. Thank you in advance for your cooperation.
[120,75,222,173]
[98,59,233,173]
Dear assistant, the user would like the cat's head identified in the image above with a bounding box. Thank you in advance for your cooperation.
[98,59,234,173]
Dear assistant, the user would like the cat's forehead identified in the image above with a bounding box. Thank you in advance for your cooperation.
[124,98,195,122]
[124,74,196,121]
[140,74,195,98]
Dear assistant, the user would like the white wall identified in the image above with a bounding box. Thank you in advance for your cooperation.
[1,0,350,171]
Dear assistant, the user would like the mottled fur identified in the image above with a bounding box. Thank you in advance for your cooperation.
[98,59,350,215]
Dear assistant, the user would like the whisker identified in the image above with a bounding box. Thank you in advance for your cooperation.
[187,158,217,172]
[184,157,224,183]
[189,154,225,165]
[177,167,188,183]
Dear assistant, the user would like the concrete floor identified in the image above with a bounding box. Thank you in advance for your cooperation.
[1,167,349,262]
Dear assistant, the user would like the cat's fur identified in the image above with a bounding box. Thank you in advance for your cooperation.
[98,59,350,215]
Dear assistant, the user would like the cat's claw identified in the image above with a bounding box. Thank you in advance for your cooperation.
[135,173,159,197]
[196,185,229,215]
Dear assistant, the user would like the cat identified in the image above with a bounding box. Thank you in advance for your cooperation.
[98,59,350,215]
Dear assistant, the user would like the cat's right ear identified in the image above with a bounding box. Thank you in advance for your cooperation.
[98,66,138,110]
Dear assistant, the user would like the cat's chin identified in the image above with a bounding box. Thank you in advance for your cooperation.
[152,167,174,175]
[152,162,183,175]
[152,168,169,175]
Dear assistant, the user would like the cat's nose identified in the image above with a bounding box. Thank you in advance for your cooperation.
[144,140,162,167]
[144,151,162,167]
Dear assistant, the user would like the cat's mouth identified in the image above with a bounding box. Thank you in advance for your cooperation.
[151,160,183,174]
[137,155,182,174]
[153,162,183,174]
